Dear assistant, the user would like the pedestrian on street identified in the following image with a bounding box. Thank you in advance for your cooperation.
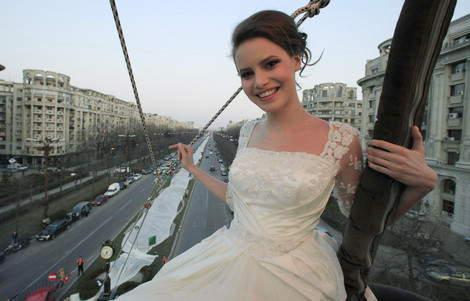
[77,256,85,276]
[162,256,168,266]
[11,231,18,244]
[58,268,65,287]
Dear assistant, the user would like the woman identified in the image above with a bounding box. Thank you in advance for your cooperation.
[117,10,437,300]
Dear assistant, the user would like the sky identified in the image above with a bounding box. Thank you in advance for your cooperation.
[1,1,469,129]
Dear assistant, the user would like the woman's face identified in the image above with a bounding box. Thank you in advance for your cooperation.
[234,38,301,114]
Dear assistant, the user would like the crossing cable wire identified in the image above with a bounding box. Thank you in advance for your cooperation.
[108,0,329,289]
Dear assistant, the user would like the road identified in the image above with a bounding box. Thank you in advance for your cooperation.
[172,140,233,256]
[0,173,157,300]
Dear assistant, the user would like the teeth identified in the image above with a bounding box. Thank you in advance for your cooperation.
[258,89,277,98]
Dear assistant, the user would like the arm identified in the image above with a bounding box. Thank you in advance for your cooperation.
[335,134,363,217]
[169,143,228,202]
[366,126,437,222]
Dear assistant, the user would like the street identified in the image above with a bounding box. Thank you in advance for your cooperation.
[0,172,156,300]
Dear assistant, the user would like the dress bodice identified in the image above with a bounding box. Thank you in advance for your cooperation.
[226,120,360,245]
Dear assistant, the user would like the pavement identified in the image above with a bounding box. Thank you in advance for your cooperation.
[0,159,141,218]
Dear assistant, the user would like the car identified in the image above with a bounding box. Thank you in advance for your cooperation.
[210,151,213,155]
[205,155,209,158]
[425,264,470,286]
[46,166,61,172]
[119,181,127,190]
[69,201,92,219]
[25,286,56,301]
[218,158,223,163]
[221,170,228,176]
[105,183,121,197]
[17,164,29,171]
[416,251,448,266]
[133,173,142,181]
[92,194,109,206]
[36,219,71,241]
[125,176,135,185]
[210,166,216,172]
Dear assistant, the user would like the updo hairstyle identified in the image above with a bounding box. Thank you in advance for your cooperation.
[231,10,313,76]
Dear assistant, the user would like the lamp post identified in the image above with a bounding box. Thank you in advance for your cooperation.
[27,137,63,218]
[118,134,135,172]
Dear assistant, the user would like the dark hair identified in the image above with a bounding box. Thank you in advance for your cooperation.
[231,10,314,76]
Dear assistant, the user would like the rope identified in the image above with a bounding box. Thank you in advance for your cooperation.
[108,0,330,289]
[109,0,158,176]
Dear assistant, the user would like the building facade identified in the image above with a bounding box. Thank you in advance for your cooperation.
[0,69,194,167]
[301,83,362,131]
[357,15,470,236]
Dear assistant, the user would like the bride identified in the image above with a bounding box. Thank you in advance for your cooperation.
[116,10,437,300]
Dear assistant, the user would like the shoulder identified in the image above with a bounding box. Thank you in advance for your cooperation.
[239,119,259,138]
[329,121,360,140]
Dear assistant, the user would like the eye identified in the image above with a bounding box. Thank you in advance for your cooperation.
[265,59,280,69]
[239,70,253,79]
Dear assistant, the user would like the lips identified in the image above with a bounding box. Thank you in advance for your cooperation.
[257,88,279,100]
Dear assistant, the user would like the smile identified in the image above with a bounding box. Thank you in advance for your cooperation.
[257,88,278,98]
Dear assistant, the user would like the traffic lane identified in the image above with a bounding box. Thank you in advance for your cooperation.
[172,153,233,256]
[0,174,155,300]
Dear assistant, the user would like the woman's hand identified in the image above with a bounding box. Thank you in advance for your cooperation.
[366,126,437,191]
[366,126,438,218]
[169,143,196,173]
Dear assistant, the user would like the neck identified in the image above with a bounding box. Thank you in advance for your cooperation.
[265,100,310,131]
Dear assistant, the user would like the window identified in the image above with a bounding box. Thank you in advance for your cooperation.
[452,61,466,74]
[443,179,456,194]
[447,151,459,165]
[369,99,376,108]
[322,88,328,97]
[447,130,462,140]
[450,84,465,96]
[442,199,454,216]
[336,86,343,97]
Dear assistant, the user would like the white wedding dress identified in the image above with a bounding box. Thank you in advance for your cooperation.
[117,120,362,301]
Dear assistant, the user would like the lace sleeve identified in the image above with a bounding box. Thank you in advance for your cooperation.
[333,125,363,217]
[225,183,234,211]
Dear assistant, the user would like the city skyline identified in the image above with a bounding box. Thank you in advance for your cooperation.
[1,1,469,128]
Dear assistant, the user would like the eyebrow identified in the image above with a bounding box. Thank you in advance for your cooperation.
[237,55,280,75]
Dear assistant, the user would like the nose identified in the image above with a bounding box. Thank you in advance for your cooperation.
[254,71,269,88]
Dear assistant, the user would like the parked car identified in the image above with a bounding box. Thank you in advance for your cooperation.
[105,182,120,197]
[210,166,216,172]
[17,164,29,171]
[68,201,92,220]
[218,158,223,163]
[92,194,109,206]
[133,173,142,181]
[36,219,71,241]
[25,286,56,301]
[125,176,135,185]
[221,170,228,176]
[425,264,470,286]
[119,181,127,190]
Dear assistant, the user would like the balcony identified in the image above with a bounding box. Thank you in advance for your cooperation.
[449,95,463,105]
[450,72,464,81]
[448,118,462,127]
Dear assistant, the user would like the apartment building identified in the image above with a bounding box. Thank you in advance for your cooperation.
[358,14,470,236]
[0,69,194,167]
[301,83,362,131]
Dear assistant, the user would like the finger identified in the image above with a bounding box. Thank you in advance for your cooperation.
[366,152,400,172]
[411,126,425,153]
[168,144,178,150]
[367,145,402,164]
